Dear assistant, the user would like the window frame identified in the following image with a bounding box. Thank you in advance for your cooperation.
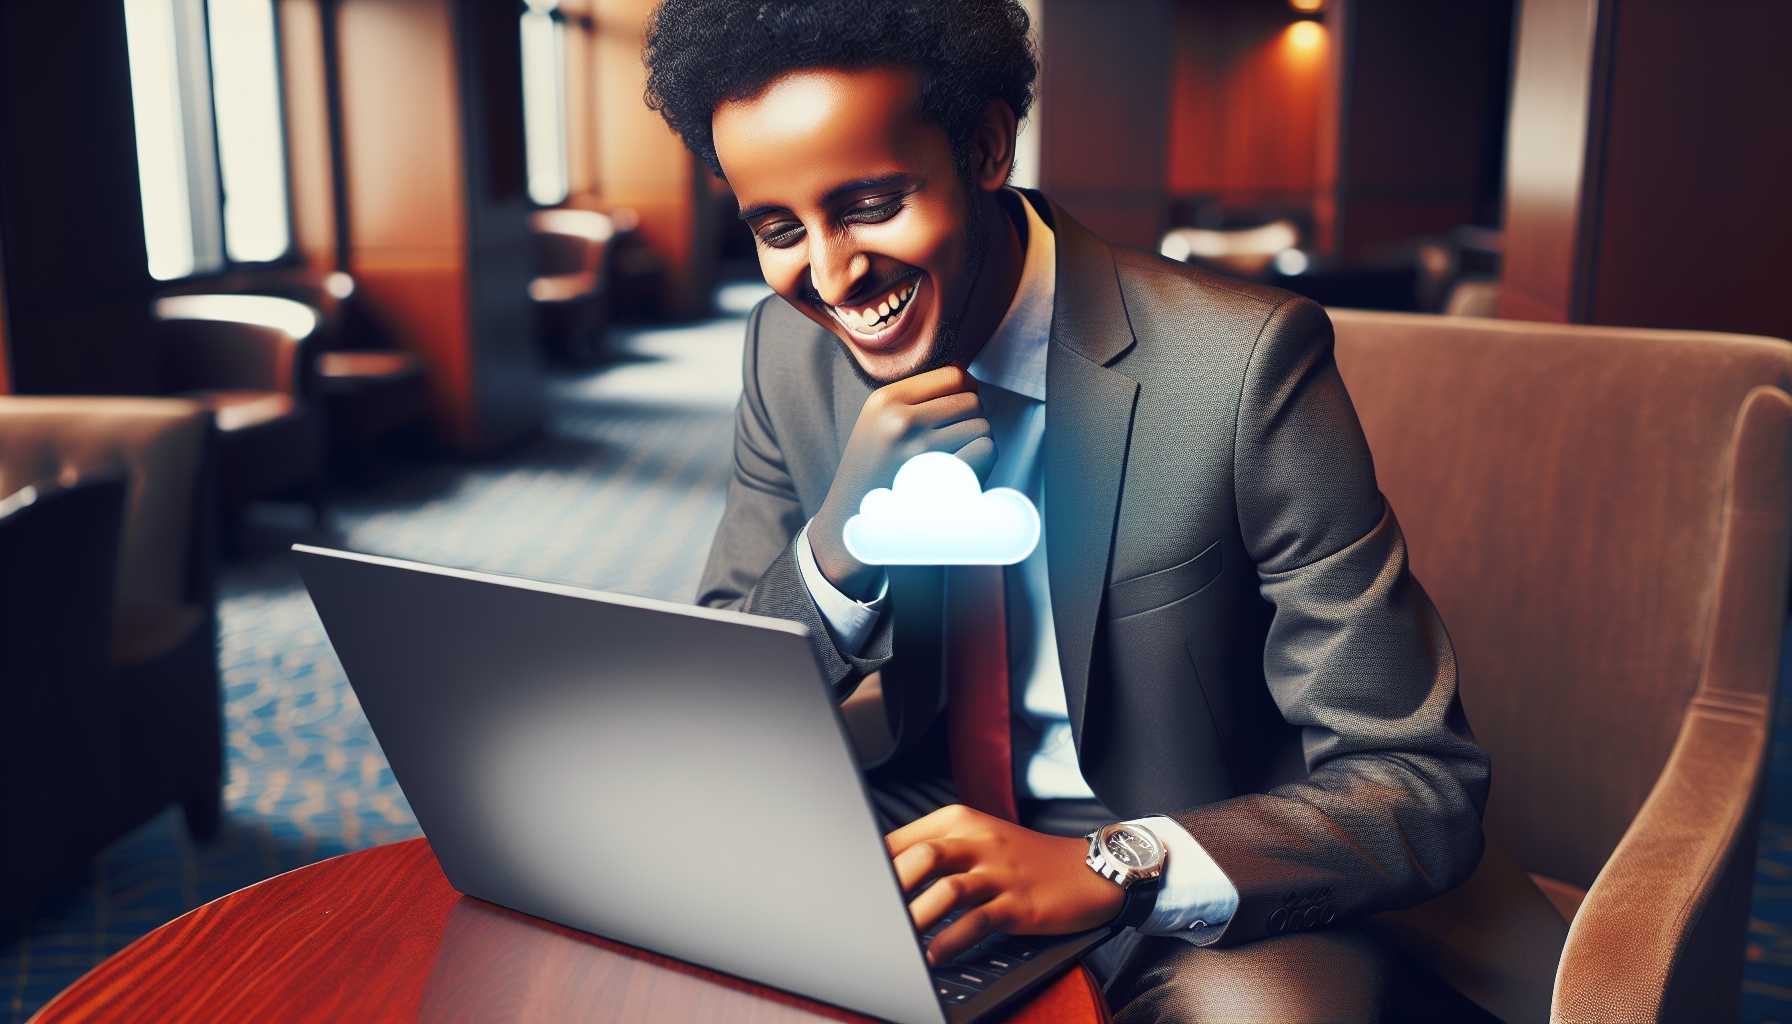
[128,0,301,284]
[520,0,571,209]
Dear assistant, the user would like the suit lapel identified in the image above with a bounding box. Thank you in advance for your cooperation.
[1037,195,1139,751]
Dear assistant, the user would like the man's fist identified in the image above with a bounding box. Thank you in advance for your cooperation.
[810,365,994,598]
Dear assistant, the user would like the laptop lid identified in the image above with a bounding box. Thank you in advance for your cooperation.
[294,544,947,1024]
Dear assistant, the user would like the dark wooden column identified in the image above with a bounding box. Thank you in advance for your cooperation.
[1328,0,1511,261]
[0,1,157,395]
[278,0,341,272]
[0,227,11,395]
[1036,0,1175,251]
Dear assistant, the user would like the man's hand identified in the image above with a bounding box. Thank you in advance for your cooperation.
[886,803,1123,966]
[810,365,995,599]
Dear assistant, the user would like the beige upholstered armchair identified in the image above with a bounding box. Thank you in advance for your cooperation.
[1330,310,1792,1021]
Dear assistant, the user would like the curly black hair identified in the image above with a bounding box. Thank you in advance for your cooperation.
[644,0,1037,177]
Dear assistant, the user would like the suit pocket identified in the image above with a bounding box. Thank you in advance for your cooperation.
[1105,539,1223,621]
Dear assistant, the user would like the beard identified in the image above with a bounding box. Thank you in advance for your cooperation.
[836,185,989,390]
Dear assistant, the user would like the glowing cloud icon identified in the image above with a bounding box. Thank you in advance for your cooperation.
[842,451,1041,565]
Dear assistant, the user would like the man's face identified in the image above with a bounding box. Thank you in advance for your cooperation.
[713,67,983,385]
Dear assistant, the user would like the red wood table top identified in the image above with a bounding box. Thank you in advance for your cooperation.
[31,838,1108,1023]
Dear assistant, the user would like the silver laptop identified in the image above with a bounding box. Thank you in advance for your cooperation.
[294,544,1107,1024]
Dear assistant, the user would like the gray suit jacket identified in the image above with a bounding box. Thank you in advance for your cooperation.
[695,191,1489,947]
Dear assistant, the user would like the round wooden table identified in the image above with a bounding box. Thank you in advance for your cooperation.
[32,838,1108,1022]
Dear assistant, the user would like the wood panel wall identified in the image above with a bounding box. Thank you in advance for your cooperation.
[1167,1,1335,239]
[1164,0,1507,261]
[334,0,540,452]
[336,0,472,443]
[559,0,713,319]
[1501,0,1792,339]
[1584,1,1792,338]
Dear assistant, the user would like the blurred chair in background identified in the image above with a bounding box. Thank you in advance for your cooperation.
[1158,218,1302,278]
[528,207,634,366]
[1414,226,1504,314]
[1,473,127,918]
[153,295,328,531]
[0,399,223,916]
[1331,310,1792,1021]
[167,269,432,477]
[1443,278,1502,318]
[1159,220,1504,315]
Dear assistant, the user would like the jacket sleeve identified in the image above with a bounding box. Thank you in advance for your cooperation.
[1170,296,1491,946]
[693,298,894,692]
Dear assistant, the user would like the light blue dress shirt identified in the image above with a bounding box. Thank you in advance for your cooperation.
[794,191,1238,942]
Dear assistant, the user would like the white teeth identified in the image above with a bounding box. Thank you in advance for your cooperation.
[828,274,919,335]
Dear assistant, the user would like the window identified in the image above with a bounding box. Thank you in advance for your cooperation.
[520,0,570,207]
[124,0,292,281]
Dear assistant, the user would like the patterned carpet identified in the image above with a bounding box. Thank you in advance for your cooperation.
[4,285,1792,1020]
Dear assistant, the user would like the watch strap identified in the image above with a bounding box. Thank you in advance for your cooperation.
[1115,872,1161,929]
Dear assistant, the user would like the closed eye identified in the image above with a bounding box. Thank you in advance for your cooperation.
[756,221,805,249]
[843,196,905,225]
[752,193,907,250]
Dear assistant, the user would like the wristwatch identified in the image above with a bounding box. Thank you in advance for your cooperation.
[1084,822,1167,929]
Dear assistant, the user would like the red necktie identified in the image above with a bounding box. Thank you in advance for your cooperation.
[944,564,1018,821]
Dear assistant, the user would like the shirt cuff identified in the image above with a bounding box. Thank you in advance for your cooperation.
[1125,815,1238,945]
[795,520,888,656]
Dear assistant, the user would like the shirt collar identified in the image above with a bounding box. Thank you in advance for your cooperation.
[965,189,1054,402]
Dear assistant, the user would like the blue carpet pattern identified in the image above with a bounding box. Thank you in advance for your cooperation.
[5,285,1792,1021]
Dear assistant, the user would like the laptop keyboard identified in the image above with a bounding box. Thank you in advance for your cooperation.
[921,910,1053,1006]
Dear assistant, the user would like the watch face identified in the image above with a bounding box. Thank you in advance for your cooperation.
[1103,825,1162,870]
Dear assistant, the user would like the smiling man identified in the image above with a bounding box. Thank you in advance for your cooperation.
[667,2,1500,1019]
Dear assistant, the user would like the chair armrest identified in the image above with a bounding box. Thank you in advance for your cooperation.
[1555,385,1792,1021]
[1552,693,1769,1022]
[0,397,213,610]
[529,271,601,305]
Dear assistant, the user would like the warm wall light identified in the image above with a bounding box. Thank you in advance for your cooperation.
[1285,19,1326,55]
[1289,0,1326,12]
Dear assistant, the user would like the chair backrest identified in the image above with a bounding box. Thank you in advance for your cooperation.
[530,208,614,278]
[153,295,319,396]
[0,398,213,610]
[0,472,127,889]
[0,471,125,662]
[1328,310,1792,890]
